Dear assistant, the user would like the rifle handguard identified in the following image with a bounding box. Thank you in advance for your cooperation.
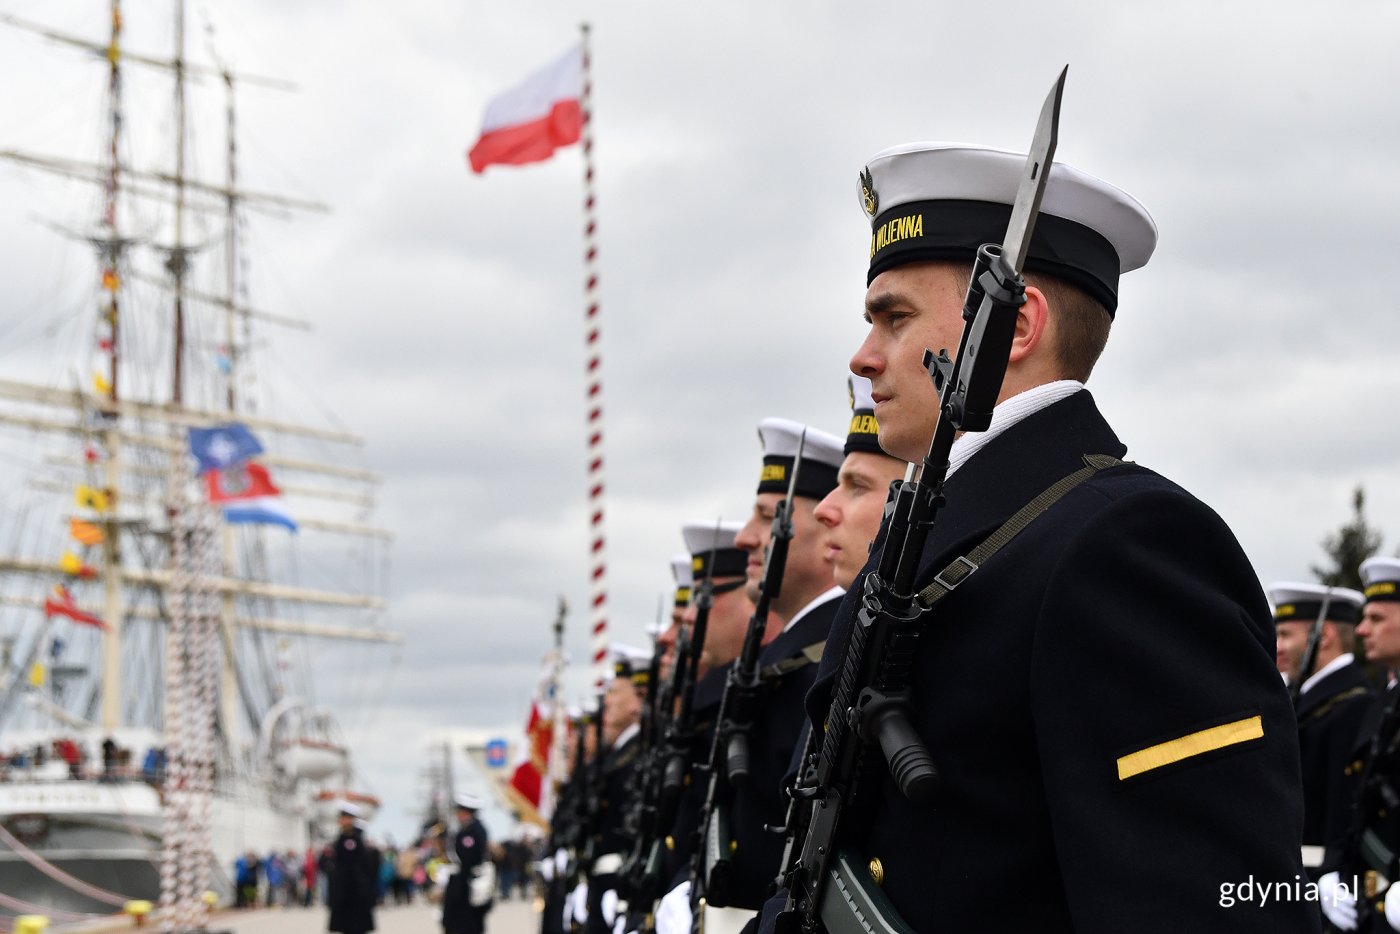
[858,689,939,804]
[725,731,750,787]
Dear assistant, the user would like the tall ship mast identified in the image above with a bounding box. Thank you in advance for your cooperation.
[0,2,399,918]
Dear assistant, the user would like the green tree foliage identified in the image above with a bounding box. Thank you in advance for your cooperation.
[1312,486,1384,591]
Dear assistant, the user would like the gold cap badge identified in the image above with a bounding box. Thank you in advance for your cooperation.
[860,166,879,218]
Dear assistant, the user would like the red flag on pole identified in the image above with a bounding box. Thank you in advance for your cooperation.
[467,44,583,173]
[508,700,554,809]
[206,462,281,503]
[44,585,107,629]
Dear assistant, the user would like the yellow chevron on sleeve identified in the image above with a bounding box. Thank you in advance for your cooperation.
[1117,715,1263,781]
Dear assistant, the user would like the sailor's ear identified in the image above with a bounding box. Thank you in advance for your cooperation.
[1007,284,1050,364]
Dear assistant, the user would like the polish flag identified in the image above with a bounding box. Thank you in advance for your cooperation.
[467,44,583,174]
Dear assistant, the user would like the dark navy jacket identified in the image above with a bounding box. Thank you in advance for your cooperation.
[794,390,1315,933]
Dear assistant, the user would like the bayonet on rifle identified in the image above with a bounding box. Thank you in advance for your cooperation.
[1289,587,1333,709]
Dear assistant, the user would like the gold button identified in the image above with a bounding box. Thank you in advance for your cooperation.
[665,835,675,851]
[730,839,738,854]
[869,857,884,886]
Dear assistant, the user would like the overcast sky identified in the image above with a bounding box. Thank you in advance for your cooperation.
[3,1,1400,848]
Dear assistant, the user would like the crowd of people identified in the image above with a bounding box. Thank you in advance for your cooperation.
[0,735,160,782]
[227,798,550,934]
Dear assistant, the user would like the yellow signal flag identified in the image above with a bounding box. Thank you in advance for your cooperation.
[28,661,45,688]
[93,371,112,395]
[60,550,97,578]
[69,518,105,546]
[75,485,110,513]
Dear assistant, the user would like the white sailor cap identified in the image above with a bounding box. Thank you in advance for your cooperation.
[845,375,889,457]
[1360,557,1400,604]
[338,802,363,818]
[671,553,694,607]
[454,792,485,811]
[609,642,653,684]
[858,142,1157,315]
[755,418,844,499]
[683,520,747,579]
[1267,582,1365,625]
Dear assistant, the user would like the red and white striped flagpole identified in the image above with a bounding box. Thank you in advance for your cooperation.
[580,22,608,690]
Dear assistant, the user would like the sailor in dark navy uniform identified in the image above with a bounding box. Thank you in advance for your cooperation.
[1269,582,1373,880]
[659,422,845,934]
[813,375,908,596]
[327,803,378,934]
[585,649,648,934]
[768,142,1315,933]
[656,553,695,677]
[727,420,845,910]
[442,793,489,934]
[654,524,756,909]
[1321,558,1400,931]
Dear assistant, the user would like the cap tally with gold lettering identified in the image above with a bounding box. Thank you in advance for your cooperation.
[845,375,888,457]
[858,142,1158,315]
[756,417,844,499]
[1268,581,1364,625]
[683,520,747,579]
[610,642,653,687]
[671,552,694,608]
[1360,557,1400,604]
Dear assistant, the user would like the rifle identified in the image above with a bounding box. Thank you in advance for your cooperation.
[769,472,909,901]
[1339,684,1400,925]
[558,711,589,876]
[1288,588,1334,708]
[691,433,807,920]
[565,702,606,903]
[547,713,589,933]
[775,68,1067,934]
[625,532,721,930]
[618,604,671,914]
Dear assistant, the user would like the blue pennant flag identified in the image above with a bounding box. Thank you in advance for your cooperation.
[188,423,264,475]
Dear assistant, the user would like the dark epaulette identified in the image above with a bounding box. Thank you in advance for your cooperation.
[759,640,827,682]
[605,739,641,774]
[1298,685,1372,728]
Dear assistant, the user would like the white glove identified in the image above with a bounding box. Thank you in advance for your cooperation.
[538,859,555,882]
[1385,880,1400,930]
[614,919,633,934]
[569,882,590,926]
[555,847,569,873]
[601,889,620,925]
[1320,871,1358,931]
[655,881,692,934]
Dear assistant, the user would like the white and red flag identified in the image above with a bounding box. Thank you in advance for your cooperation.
[467,44,583,173]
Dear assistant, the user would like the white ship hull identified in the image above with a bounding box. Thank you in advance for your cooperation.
[0,777,307,918]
